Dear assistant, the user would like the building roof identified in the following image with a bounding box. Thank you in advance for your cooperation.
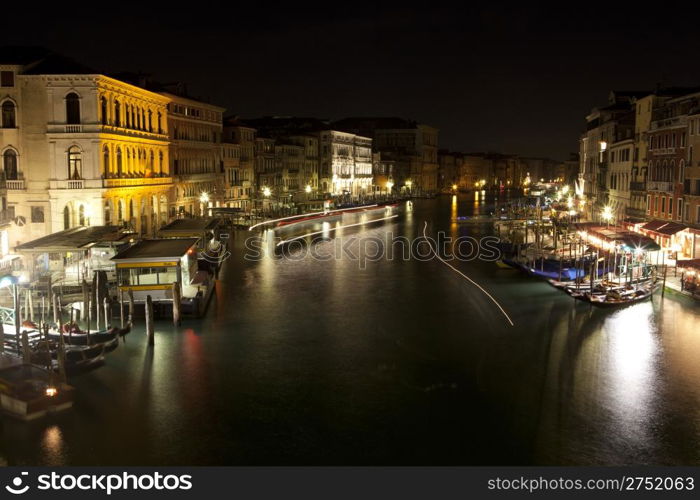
[111,238,198,262]
[158,218,219,236]
[16,226,134,253]
[641,220,687,236]
[0,47,99,75]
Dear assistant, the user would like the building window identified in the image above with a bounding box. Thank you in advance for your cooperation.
[79,204,85,226]
[116,148,123,177]
[63,206,70,230]
[31,206,44,223]
[103,146,110,177]
[101,97,108,125]
[114,100,121,127]
[3,149,17,180]
[68,146,82,179]
[678,198,683,221]
[1,101,16,128]
[0,71,14,87]
[65,92,80,124]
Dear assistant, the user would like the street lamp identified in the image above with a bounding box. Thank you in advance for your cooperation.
[602,206,613,227]
[199,192,210,204]
[262,187,271,198]
[305,185,312,194]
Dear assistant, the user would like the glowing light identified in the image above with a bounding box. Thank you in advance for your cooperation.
[562,185,570,194]
[452,184,458,191]
[199,192,210,204]
[599,141,607,151]
[305,185,312,193]
[602,206,613,222]
[405,180,413,189]
[277,214,399,246]
[45,387,58,397]
[386,181,394,191]
[262,187,271,197]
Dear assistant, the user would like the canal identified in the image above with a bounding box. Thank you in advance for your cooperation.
[2,194,700,465]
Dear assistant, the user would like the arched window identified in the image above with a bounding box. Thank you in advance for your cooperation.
[63,205,70,230]
[679,160,685,183]
[66,92,80,124]
[78,204,85,226]
[101,97,108,125]
[104,201,111,225]
[148,110,153,132]
[1,101,16,128]
[114,100,121,127]
[117,199,123,223]
[158,151,163,175]
[157,111,162,134]
[68,146,82,179]
[128,199,134,222]
[3,149,18,179]
[149,151,154,172]
[103,146,110,177]
[116,147,123,177]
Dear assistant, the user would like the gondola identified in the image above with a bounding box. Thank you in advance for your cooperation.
[570,283,659,307]
[51,323,131,346]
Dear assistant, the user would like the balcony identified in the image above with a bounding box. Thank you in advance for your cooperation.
[6,179,25,190]
[103,176,173,188]
[629,181,646,191]
[647,181,672,192]
[65,125,82,133]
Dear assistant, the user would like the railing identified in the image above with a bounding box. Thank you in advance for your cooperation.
[65,125,82,133]
[103,176,173,188]
[6,179,25,190]
[67,179,84,189]
[647,181,672,192]
[629,182,646,191]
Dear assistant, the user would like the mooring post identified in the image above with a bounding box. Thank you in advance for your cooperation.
[103,297,111,329]
[93,271,101,331]
[81,279,89,328]
[28,290,34,322]
[127,289,135,326]
[14,284,20,356]
[145,295,154,347]
[119,289,125,328]
[172,282,181,326]
[0,321,4,354]
[21,330,30,364]
[57,324,66,383]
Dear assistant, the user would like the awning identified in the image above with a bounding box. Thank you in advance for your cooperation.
[641,221,687,236]
[678,259,700,271]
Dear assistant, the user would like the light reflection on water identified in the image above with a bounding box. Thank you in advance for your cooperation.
[2,194,700,465]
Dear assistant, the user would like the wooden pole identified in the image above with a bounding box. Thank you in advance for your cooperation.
[28,290,34,322]
[127,289,135,326]
[94,271,101,331]
[21,330,31,363]
[0,320,4,354]
[103,297,111,329]
[52,290,59,326]
[119,289,125,328]
[172,282,181,326]
[14,284,20,356]
[57,322,66,383]
[81,279,89,328]
[145,295,154,347]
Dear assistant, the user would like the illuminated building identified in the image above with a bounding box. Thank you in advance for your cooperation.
[161,91,225,217]
[0,48,173,247]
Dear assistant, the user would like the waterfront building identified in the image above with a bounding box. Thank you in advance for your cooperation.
[607,138,634,220]
[579,91,639,218]
[223,117,257,210]
[332,117,439,194]
[161,90,226,218]
[0,47,174,249]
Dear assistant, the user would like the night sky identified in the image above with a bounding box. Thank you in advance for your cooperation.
[4,4,700,160]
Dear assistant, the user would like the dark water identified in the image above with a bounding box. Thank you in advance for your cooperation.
[3,194,700,465]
